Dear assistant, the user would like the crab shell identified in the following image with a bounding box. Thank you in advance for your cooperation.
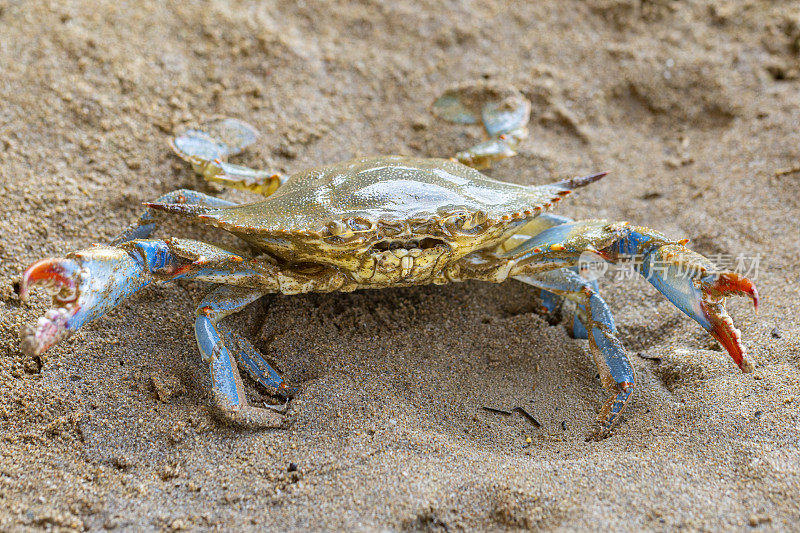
[157,156,580,286]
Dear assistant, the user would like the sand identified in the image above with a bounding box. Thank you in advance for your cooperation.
[1,0,799,530]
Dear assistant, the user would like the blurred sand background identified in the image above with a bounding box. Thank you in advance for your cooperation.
[1,0,800,530]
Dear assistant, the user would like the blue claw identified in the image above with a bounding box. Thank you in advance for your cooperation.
[605,231,759,372]
[19,250,151,355]
[19,241,187,356]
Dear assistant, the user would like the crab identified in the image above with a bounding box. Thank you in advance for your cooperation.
[18,84,758,438]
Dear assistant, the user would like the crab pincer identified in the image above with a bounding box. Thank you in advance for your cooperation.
[19,244,181,356]
[506,219,758,437]
[19,258,83,355]
[571,227,759,375]
[703,273,759,372]
[625,243,759,372]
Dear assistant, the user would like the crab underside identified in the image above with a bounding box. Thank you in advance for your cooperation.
[19,84,758,439]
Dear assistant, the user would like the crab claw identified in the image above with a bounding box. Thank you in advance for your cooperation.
[627,242,759,373]
[19,258,83,356]
[19,248,150,356]
[698,272,759,372]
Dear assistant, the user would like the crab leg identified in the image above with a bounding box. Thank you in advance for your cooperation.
[20,242,178,356]
[170,118,287,196]
[111,189,237,245]
[195,285,286,428]
[536,273,597,341]
[432,83,530,169]
[517,268,633,438]
[605,230,758,372]
[453,219,757,437]
[216,322,298,397]
[20,234,346,427]
[500,213,593,339]
[504,220,759,372]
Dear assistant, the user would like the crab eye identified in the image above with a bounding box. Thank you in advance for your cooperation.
[447,213,469,229]
[347,217,373,232]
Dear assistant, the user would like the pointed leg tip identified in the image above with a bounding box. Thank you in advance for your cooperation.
[588,419,617,441]
[558,171,610,190]
[584,170,610,182]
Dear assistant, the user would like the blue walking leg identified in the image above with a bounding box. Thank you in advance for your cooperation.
[516,268,634,438]
[533,270,595,341]
[216,323,297,397]
[564,278,595,340]
[505,213,591,339]
[195,285,286,427]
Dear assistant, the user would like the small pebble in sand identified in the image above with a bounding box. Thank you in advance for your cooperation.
[748,513,771,526]
[771,327,782,339]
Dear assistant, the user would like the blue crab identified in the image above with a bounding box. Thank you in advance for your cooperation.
[19,85,758,438]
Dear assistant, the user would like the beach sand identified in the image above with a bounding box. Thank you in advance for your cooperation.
[1,1,799,530]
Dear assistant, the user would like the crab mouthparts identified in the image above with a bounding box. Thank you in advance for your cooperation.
[371,237,447,252]
[19,258,83,356]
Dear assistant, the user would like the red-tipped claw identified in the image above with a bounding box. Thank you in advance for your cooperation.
[19,258,83,356]
[706,272,759,312]
[700,273,759,373]
[616,234,759,375]
[20,258,80,304]
[20,246,151,357]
